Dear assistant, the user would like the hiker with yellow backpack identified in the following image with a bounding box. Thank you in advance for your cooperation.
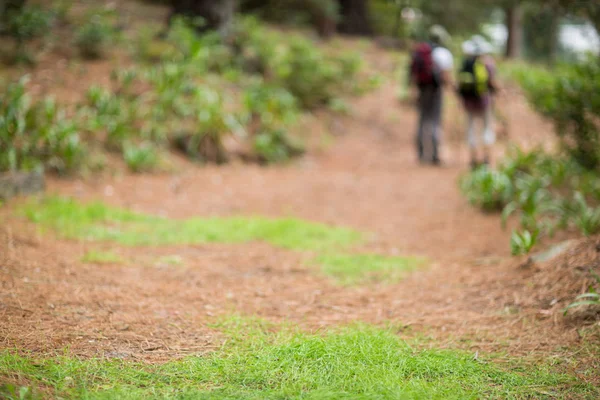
[458,36,499,169]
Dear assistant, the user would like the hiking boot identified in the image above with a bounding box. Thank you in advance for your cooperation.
[470,159,479,170]
[432,157,442,166]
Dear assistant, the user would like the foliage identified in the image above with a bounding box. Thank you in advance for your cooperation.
[3,15,368,172]
[0,77,85,174]
[460,166,513,212]
[123,142,161,173]
[74,14,115,59]
[254,128,305,163]
[5,4,54,63]
[510,229,538,255]
[505,57,600,170]
[0,384,39,400]
[0,321,594,399]
[565,272,600,315]
[462,147,600,253]
[243,82,304,162]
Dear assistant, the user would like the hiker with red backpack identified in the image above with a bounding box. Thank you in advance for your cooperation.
[410,25,454,165]
[457,36,499,169]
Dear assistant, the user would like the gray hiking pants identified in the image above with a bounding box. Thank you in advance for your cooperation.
[416,86,442,162]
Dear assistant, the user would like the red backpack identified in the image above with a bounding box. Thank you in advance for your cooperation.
[411,42,437,87]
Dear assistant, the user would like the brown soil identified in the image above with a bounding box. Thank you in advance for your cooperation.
[0,9,597,370]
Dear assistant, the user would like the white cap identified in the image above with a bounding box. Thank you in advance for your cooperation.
[462,40,476,56]
[470,35,494,55]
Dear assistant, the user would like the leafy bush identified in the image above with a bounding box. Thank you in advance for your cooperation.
[75,15,115,59]
[174,88,238,164]
[505,58,600,170]
[460,167,513,212]
[123,142,160,173]
[462,147,600,253]
[254,128,304,164]
[5,5,54,63]
[0,78,85,174]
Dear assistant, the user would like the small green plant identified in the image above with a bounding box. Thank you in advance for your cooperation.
[0,384,38,400]
[510,229,538,256]
[460,167,513,212]
[123,142,160,173]
[0,77,85,174]
[254,128,304,164]
[564,292,600,315]
[5,5,54,63]
[565,272,600,315]
[571,192,600,237]
[174,88,238,164]
[75,15,114,59]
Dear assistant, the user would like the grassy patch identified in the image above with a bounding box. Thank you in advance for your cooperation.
[81,250,123,264]
[155,255,184,267]
[315,253,425,285]
[23,197,361,251]
[0,321,594,399]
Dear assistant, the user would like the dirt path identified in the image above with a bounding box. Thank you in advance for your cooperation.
[0,51,579,363]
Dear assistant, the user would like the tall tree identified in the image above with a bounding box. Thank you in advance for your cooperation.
[504,3,523,58]
[338,0,372,35]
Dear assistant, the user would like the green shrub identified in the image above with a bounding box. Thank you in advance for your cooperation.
[565,272,600,315]
[0,78,85,174]
[254,128,304,164]
[75,15,114,59]
[505,58,600,170]
[462,147,600,254]
[174,88,237,164]
[460,167,513,212]
[123,142,160,173]
[5,5,54,63]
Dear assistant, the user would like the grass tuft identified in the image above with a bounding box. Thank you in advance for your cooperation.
[315,253,426,285]
[81,250,123,264]
[0,321,594,399]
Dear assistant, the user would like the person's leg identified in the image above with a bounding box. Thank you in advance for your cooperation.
[430,88,443,164]
[482,104,496,165]
[466,110,478,169]
[416,88,431,162]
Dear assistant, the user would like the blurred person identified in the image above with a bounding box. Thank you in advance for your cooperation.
[409,25,454,165]
[458,36,499,169]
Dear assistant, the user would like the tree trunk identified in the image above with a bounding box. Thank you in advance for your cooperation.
[505,4,523,58]
[168,0,237,38]
[337,0,372,36]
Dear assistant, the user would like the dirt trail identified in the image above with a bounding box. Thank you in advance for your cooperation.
[0,48,578,362]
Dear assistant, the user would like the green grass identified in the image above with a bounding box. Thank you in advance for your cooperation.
[0,320,594,399]
[315,253,425,285]
[23,197,361,252]
[22,197,428,285]
[81,250,123,264]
